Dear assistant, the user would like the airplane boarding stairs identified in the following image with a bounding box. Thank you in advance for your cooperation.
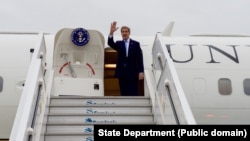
[10,30,196,141]
[44,96,154,141]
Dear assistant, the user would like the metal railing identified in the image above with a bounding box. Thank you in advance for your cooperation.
[10,33,49,141]
[148,33,196,124]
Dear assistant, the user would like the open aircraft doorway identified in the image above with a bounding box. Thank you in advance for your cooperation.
[104,47,144,96]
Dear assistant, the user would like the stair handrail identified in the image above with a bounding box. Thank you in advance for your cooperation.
[151,33,196,124]
[10,33,47,141]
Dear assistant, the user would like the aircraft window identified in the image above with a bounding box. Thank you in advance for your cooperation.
[243,79,250,95]
[218,78,232,95]
[0,76,2,92]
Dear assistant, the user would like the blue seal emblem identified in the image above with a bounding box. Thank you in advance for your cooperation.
[71,28,90,46]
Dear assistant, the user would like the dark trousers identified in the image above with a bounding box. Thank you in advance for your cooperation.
[118,74,138,96]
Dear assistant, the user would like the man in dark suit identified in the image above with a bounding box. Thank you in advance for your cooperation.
[108,21,144,96]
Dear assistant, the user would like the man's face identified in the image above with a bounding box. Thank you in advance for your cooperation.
[121,28,130,40]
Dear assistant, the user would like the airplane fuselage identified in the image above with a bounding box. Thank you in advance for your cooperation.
[161,36,250,124]
[1,32,250,139]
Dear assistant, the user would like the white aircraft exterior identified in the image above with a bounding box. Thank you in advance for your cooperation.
[0,22,250,140]
[161,34,250,124]
[0,33,54,138]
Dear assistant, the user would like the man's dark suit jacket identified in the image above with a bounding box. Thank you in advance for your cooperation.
[108,36,144,79]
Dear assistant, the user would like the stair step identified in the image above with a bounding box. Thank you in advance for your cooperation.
[47,114,154,124]
[49,106,152,114]
[46,125,94,134]
[43,96,154,141]
[45,135,94,141]
[50,96,151,106]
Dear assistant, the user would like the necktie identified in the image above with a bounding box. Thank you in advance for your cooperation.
[124,40,129,57]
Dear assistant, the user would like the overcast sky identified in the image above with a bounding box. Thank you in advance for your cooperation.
[1,0,250,36]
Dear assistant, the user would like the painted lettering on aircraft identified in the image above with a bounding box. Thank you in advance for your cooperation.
[166,44,240,63]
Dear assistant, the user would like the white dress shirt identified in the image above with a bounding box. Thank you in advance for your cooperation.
[124,39,130,57]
